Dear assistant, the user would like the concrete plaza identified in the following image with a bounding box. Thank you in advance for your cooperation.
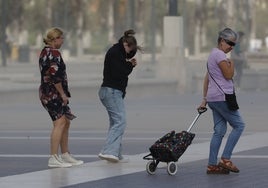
[0,58,268,187]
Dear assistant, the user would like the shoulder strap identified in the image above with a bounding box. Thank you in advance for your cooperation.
[206,63,225,93]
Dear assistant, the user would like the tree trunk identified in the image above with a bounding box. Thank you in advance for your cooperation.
[108,0,115,44]
[194,21,201,55]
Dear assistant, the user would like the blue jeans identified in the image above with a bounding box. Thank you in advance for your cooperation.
[98,87,126,158]
[207,101,245,165]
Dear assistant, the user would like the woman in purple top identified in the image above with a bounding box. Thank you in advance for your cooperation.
[199,28,245,174]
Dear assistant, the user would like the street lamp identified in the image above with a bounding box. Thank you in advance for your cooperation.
[169,0,178,16]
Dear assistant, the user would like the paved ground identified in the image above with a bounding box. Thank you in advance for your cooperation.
[0,84,268,187]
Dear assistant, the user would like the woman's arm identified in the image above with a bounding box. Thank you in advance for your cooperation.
[218,59,234,80]
[54,82,68,105]
[199,72,208,108]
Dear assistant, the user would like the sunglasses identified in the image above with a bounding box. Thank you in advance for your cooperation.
[224,39,236,47]
[56,36,64,40]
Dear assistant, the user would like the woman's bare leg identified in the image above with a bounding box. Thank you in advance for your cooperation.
[50,116,67,155]
[60,119,70,154]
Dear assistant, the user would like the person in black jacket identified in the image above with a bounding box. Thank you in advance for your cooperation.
[98,29,141,163]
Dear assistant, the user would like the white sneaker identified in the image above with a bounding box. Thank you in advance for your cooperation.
[61,152,84,166]
[118,156,129,163]
[98,153,119,163]
[48,154,72,168]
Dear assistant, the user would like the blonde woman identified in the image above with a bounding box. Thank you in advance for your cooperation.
[39,27,83,168]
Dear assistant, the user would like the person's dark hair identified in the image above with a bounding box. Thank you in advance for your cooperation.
[238,31,245,37]
[122,29,142,51]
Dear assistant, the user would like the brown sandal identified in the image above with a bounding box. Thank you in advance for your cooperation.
[207,165,230,174]
[218,158,239,173]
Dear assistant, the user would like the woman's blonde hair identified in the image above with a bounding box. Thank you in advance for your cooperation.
[43,27,63,45]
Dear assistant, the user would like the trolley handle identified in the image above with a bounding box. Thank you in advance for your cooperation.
[198,107,207,114]
[186,107,207,132]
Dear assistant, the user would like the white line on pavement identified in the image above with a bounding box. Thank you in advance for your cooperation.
[0,136,150,140]
[0,154,98,158]
[0,136,210,141]
[0,154,267,159]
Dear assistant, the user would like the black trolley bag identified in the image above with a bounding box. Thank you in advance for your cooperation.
[143,107,207,175]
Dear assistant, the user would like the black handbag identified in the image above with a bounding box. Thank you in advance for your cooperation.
[207,64,239,111]
[224,93,239,111]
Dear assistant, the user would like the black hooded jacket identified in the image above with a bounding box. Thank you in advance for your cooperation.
[101,38,137,96]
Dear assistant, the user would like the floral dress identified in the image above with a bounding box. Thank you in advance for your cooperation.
[39,46,76,121]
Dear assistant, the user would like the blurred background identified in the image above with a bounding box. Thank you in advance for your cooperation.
[1,0,268,93]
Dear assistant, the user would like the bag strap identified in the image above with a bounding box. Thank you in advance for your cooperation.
[206,63,225,93]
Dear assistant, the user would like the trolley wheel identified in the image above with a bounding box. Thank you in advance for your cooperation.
[146,161,157,175]
[167,162,177,175]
